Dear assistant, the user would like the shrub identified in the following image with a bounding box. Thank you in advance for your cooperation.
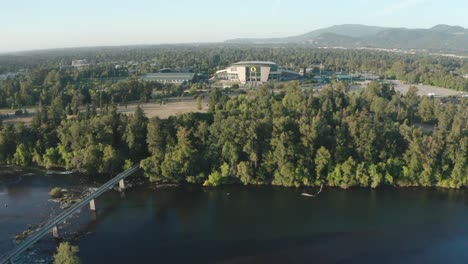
[50,187,63,198]
[53,242,81,264]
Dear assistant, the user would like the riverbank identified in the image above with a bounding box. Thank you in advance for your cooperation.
[2,163,466,192]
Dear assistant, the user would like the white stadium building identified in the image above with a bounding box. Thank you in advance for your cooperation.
[214,61,300,87]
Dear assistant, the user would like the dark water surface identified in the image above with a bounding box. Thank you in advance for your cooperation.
[2,171,468,264]
[0,170,86,254]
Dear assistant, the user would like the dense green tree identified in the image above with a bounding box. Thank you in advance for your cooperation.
[12,144,32,166]
[124,106,148,161]
[208,88,226,112]
[418,96,435,122]
[314,147,332,185]
[53,242,81,264]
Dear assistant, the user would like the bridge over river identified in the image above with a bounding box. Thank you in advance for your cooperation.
[0,165,141,264]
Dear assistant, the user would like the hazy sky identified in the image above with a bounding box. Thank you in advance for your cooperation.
[1,0,467,53]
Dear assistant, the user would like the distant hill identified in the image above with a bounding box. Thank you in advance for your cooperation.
[226,24,468,53]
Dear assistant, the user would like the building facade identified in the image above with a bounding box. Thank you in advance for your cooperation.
[214,61,298,87]
[71,60,89,68]
[142,73,195,84]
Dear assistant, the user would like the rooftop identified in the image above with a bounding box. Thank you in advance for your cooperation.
[233,61,277,66]
[142,73,195,81]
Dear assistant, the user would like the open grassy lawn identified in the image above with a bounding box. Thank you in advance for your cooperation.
[0,98,207,125]
[117,98,207,119]
[390,80,467,97]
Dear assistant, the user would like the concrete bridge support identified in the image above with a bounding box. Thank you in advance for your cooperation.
[90,210,97,221]
[52,225,60,238]
[89,199,96,211]
[119,179,126,191]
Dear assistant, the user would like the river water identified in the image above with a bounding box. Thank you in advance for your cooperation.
[1,169,468,263]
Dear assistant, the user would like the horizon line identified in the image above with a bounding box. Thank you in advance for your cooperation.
[1,23,465,55]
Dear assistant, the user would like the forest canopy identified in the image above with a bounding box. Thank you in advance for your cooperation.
[0,45,466,189]
[141,82,467,188]
[0,80,466,189]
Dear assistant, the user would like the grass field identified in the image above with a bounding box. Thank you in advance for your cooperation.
[390,80,467,97]
[1,98,207,125]
[117,98,207,119]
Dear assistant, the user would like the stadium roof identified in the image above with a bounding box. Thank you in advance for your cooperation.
[142,73,195,82]
[233,61,277,66]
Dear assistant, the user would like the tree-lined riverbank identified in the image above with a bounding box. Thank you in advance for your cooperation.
[0,81,467,189]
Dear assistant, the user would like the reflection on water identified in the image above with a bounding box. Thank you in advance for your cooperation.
[1,170,468,264]
[77,186,468,264]
[0,169,90,256]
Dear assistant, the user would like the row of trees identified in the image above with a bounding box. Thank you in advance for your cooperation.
[387,59,468,91]
[0,104,148,175]
[0,44,468,108]
[0,68,192,109]
[1,45,466,74]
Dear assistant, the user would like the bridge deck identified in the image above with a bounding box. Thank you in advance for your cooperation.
[0,165,140,264]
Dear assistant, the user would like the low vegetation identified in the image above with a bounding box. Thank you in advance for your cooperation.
[49,187,63,198]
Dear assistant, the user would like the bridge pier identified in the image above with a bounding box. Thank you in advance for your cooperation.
[52,225,60,238]
[119,179,126,191]
[90,210,97,221]
[90,199,96,211]
[0,166,140,263]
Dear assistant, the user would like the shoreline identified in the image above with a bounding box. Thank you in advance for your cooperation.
[1,164,466,190]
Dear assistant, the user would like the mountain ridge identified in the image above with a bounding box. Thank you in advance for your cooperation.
[225,24,468,52]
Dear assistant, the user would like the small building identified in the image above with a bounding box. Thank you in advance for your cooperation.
[360,73,381,81]
[335,74,354,81]
[142,73,196,84]
[313,75,331,83]
[72,59,89,68]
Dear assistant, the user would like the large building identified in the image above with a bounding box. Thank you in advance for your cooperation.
[142,73,196,84]
[214,61,300,87]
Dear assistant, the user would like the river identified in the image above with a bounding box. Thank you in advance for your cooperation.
[1,169,468,263]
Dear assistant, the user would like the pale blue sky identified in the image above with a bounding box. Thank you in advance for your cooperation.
[0,0,467,52]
